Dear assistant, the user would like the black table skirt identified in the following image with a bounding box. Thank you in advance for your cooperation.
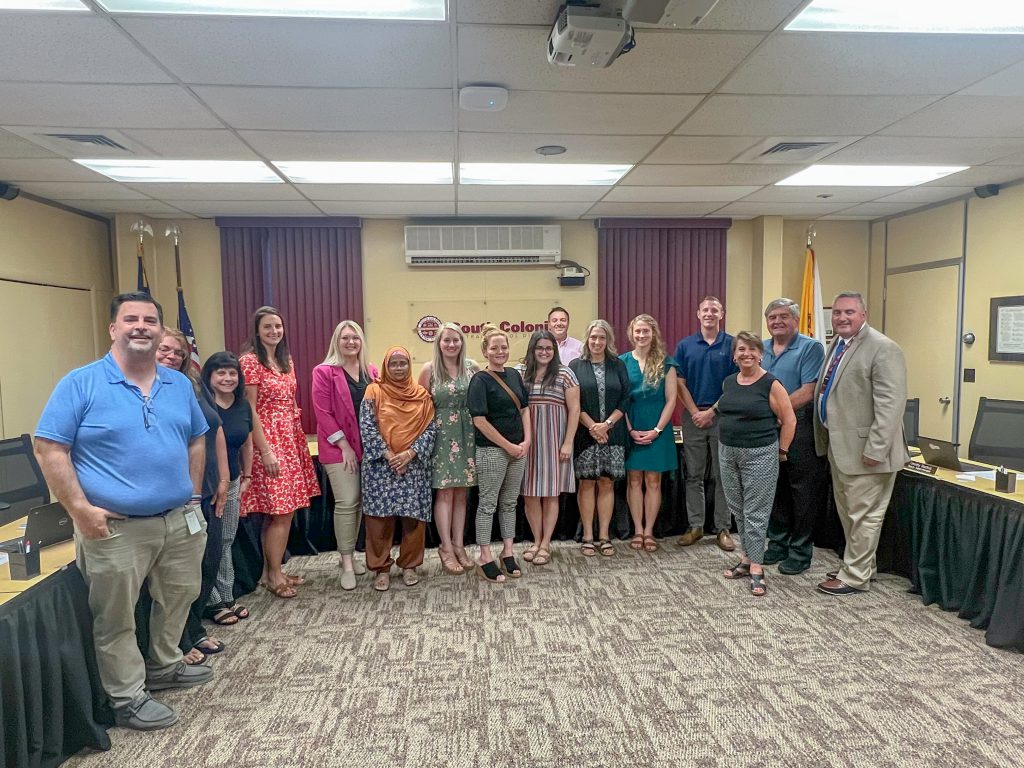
[884,471,1024,652]
[1,565,111,768]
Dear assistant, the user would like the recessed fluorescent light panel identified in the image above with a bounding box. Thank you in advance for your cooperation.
[0,1,86,9]
[459,163,633,185]
[96,0,447,20]
[74,159,282,183]
[274,162,454,184]
[787,0,1024,34]
[777,165,968,187]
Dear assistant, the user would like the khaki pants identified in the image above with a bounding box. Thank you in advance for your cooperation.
[828,456,898,590]
[323,462,361,555]
[76,505,206,707]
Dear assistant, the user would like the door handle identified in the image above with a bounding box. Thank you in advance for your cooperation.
[939,397,951,405]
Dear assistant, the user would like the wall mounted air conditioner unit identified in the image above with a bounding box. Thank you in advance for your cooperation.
[405,225,562,267]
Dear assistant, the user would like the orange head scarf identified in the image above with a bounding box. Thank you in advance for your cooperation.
[363,346,435,454]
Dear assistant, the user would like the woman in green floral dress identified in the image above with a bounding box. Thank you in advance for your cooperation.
[418,322,479,576]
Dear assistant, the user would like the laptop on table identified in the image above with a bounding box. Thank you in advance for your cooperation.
[918,437,989,473]
[0,501,74,552]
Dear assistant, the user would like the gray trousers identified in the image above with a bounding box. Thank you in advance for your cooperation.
[681,417,730,531]
[718,442,779,564]
[475,446,526,546]
[208,477,240,607]
[76,505,205,707]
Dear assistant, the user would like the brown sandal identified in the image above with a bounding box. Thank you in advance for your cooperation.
[643,535,659,552]
[263,581,297,599]
[580,540,597,557]
[522,543,540,562]
[629,534,644,550]
[439,548,465,575]
[453,547,475,569]
[533,547,551,566]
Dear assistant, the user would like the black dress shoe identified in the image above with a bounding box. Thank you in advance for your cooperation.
[826,571,877,582]
[817,579,865,596]
[777,559,810,575]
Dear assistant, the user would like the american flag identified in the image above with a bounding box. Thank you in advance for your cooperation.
[178,290,201,374]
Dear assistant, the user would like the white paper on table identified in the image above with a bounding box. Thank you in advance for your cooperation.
[956,470,997,481]
[0,552,8,566]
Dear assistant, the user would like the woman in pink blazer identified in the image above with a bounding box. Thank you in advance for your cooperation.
[311,320,379,591]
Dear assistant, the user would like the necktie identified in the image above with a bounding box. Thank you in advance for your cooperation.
[819,338,848,426]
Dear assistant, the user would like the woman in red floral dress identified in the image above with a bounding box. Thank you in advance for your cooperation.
[240,306,320,598]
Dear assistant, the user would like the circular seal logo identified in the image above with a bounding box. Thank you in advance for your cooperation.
[415,315,443,343]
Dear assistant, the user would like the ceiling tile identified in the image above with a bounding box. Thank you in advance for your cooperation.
[241,131,455,161]
[588,202,727,216]
[833,202,922,217]
[722,33,1024,96]
[677,95,940,136]
[0,129,61,160]
[68,200,185,215]
[457,185,610,202]
[697,0,805,31]
[960,60,1024,97]
[176,201,322,217]
[459,133,658,163]
[125,183,302,201]
[644,136,761,164]
[603,185,759,202]
[461,92,702,135]
[0,84,221,129]
[714,201,850,216]
[315,201,457,216]
[0,15,173,84]
[621,164,805,185]
[456,201,592,217]
[877,187,973,204]
[297,184,454,202]
[880,96,1024,138]
[456,0,558,25]
[11,181,152,200]
[816,215,879,221]
[921,165,1024,187]
[822,136,1024,166]
[195,87,454,132]
[119,129,259,159]
[740,185,901,203]
[459,26,760,93]
[0,158,108,182]
[121,18,451,88]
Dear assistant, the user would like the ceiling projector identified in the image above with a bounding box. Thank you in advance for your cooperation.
[547,5,634,69]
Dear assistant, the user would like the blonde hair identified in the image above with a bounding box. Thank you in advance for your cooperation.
[579,319,617,361]
[322,320,370,380]
[163,328,199,391]
[431,322,474,388]
[628,314,667,388]
[480,322,508,354]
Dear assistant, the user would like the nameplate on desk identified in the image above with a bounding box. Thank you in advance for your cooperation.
[905,460,938,475]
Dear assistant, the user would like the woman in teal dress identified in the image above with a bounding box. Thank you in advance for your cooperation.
[619,314,678,552]
[418,322,478,576]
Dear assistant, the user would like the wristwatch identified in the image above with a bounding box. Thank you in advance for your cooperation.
[605,418,614,428]
[654,427,663,434]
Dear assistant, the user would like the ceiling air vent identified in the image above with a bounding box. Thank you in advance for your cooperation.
[734,137,857,165]
[43,133,130,151]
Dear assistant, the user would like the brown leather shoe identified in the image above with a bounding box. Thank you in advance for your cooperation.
[716,530,736,552]
[676,527,703,547]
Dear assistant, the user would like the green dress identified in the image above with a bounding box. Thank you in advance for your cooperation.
[429,374,478,489]
[620,353,679,472]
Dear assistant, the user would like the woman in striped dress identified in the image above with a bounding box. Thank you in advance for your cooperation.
[517,330,580,566]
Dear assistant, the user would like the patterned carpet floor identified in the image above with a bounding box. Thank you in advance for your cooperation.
[67,539,1024,768]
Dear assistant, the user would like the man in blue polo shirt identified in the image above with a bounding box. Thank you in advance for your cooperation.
[34,292,210,731]
[760,298,829,575]
[674,296,738,550]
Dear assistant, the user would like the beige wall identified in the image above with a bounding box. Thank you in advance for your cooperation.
[960,184,1024,442]
[0,196,112,437]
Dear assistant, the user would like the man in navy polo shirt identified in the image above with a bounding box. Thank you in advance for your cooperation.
[34,292,210,731]
[674,296,738,550]
[760,298,828,575]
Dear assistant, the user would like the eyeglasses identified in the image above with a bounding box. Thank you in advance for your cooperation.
[535,346,556,353]
[142,396,157,430]
[157,345,187,360]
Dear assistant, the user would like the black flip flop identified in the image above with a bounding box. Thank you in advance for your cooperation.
[478,561,504,582]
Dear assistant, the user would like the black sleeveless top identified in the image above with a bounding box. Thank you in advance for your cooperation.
[718,372,779,449]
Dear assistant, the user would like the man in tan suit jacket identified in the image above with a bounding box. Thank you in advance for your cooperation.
[813,292,909,595]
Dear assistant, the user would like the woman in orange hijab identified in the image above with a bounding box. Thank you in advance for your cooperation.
[359,346,437,591]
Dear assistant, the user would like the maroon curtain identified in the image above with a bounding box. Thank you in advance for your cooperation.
[596,218,730,359]
[218,217,363,434]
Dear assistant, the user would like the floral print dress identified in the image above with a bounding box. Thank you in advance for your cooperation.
[428,375,477,489]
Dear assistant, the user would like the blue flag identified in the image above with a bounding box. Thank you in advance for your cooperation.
[177,290,200,374]
[136,253,150,295]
